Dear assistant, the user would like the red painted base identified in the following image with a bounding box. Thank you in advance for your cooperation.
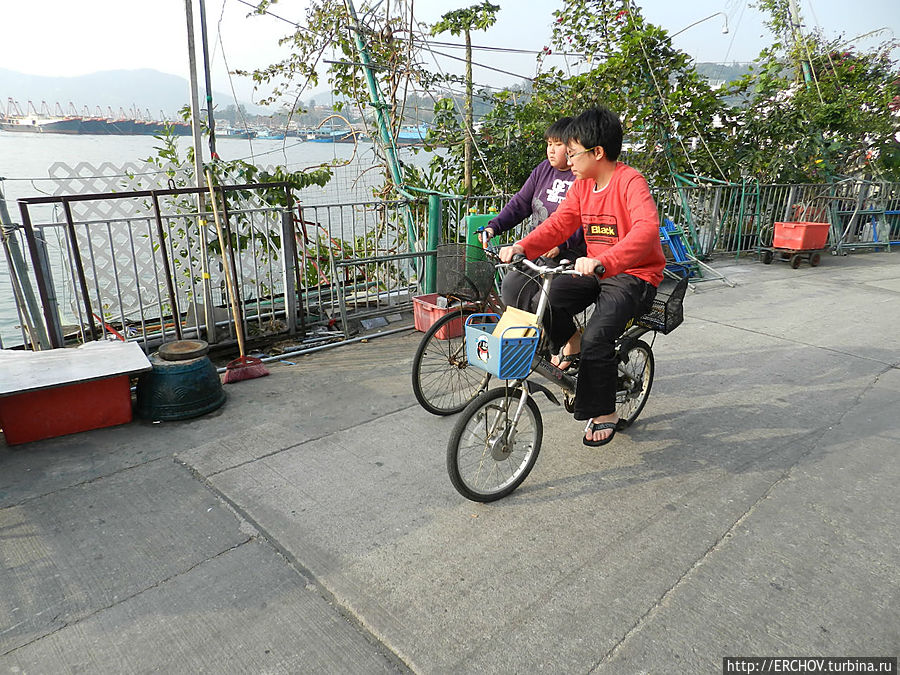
[0,376,132,445]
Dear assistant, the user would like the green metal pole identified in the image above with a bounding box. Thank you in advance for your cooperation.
[788,0,814,89]
[661,129,702,252]
[0,185,51,349]
[343,0,411,200]
[342,0,423,274]
[425,194,441,293]
[735,177,747,259]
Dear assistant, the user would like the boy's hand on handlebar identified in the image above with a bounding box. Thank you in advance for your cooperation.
[575,256,606,277]
[499,243,525,263]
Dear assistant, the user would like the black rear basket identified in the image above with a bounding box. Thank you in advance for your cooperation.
[635,276,688,334]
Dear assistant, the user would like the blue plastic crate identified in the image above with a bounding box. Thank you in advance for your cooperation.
[464,314,540,380]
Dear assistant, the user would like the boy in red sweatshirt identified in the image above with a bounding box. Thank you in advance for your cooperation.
[499,106,666,447]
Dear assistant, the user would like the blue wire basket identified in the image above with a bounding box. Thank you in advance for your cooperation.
[464,314,540,380]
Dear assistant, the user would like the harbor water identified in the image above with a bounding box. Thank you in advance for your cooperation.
[0,131,431,346]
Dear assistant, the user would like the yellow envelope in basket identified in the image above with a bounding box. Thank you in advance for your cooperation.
[492,306,539,338]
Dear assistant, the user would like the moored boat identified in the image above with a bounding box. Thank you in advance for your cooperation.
[396,123,428,145]
[255,128,286,140]
[0,115,82,134]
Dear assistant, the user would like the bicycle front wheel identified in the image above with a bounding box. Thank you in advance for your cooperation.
[616,339,655,427]
[412,308,490,415]
[447,386,543,502]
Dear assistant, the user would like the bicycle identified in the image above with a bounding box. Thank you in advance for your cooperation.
[411,241,596,416]
[446,256,687,502]
[410,242,505,415]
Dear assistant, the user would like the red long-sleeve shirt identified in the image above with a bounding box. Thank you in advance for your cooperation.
[518,162,666,287]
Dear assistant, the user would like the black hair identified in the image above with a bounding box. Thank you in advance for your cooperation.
[544,116,573,142]
[564,106,623,161]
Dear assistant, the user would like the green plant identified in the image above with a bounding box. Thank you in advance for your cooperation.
[726,1,900,181]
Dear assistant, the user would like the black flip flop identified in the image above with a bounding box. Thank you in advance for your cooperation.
[556,351,581,371]
[583,421,617,447]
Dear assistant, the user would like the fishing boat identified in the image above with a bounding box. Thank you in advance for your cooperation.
[396,123,428,145]
[0,115,82,134]
[220,126,257,139]
[255,128,286,140]
[307,128,366,143]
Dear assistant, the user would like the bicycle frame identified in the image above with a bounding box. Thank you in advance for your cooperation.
[448,257,680,502]
[486,257,655,422]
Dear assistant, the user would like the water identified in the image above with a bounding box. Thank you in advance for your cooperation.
[0,131,431,347]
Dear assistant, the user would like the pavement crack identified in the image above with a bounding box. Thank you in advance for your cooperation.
[198,402,423,478]
[0,538,252,658]
[180,461,413,673]
[689,315,897,368]
[0,455,169,510]
[589,367,887,672]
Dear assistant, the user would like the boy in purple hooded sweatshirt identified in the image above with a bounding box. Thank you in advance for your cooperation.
[481,117,585,316]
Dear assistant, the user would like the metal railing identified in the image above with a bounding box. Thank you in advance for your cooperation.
[4,178,898,351]
[656,179,900,258]
[5,182,430,351]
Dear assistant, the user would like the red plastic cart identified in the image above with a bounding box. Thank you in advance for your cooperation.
[761,221,831,269]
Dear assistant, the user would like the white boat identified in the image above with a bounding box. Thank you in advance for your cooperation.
[0,115,82,134]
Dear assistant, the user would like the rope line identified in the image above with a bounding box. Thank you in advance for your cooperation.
[410,16,499,193]
[624,1,728,182]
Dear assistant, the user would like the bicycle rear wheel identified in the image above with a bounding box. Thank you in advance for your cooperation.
[412,308,490,415]
[615,339,654,427]
[447,386,543,502]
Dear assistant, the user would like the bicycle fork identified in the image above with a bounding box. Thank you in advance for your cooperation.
[484,383,532,459]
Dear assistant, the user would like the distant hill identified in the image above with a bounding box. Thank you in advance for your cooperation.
[0,68,260,118]
[695,62,753,86]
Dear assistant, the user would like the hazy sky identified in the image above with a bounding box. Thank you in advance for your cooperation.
[1,0,897,107]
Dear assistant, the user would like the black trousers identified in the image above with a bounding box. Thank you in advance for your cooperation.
[499,248,584,313]
[500,262,549,314]
[543,273,656,420]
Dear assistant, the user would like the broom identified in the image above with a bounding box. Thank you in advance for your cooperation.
[205,170,269,383]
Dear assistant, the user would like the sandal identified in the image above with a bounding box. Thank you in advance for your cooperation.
[554,350,581,371]
[583,420,617,447]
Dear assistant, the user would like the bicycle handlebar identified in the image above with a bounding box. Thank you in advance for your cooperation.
[504,254,603,278]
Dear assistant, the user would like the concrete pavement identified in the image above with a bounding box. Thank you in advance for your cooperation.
[1,252,898,673]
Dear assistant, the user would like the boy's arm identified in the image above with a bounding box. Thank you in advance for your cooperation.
[517,185,582,259]
[594,174,661,276]
[487,166,540,234]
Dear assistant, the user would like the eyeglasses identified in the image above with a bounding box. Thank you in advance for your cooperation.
[565,146,599,160]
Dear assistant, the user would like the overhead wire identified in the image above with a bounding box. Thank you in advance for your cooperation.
[233,0,304,31]
[804,0,856,107]
[623,6,702,178]
[623,2,727,182]
[220,0,359,171]
[703,3,744,84]
[215,0,259,164]
[201,1,748,190]
[418,38,585,58]
[408,15,500,192]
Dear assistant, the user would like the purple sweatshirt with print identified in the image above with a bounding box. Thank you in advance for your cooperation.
[489,160,584,255]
